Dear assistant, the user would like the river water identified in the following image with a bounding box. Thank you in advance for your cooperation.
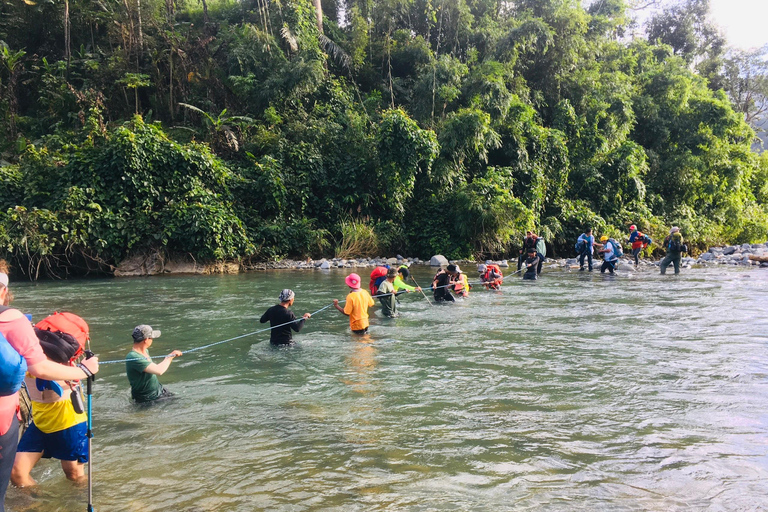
[5,266,768,511]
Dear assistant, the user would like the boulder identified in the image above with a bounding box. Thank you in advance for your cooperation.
[617,262,636,272]
[430,255,449,266]
[387,257,398,265]
[320,261,331,269]
[699,252,715,261]
[499,260,509,268]
[315,258,327,267]
[723,246,737,255]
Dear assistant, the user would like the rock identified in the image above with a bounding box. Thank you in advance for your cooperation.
[761,262,768,268]
[742,243,752,251]
[699,252,715,261]
[723,246,737,255]
[320,261,331,269]
[709,247,724,254]
[430,255,449,266]
[565,258,577,266]
[387,257,398,265]
[499,260,509,268]
[396,254,404,260]
[617,262,636,272]
[315,258,327,267]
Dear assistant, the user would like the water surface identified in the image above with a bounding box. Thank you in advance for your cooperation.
[6,266,768,511]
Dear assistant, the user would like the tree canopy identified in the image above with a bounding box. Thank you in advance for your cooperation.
[0,0,766,276]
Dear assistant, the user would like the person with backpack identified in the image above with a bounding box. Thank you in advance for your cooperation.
[377,268,401,317]
[477,264,503,290]
[660,227,686,275]
[517,232,537,271]
[11,318,92,486]
[533,233,546,275]
[628,225,652,267]
[368,266,390,296]
[522,247,540,280]
[0,262,99,509]
[598,235,622,274]
[576,228,601,271]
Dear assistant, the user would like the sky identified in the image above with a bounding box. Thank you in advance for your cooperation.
[706,0,768,50]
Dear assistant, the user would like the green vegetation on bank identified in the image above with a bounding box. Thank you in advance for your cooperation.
[0,0,767,277]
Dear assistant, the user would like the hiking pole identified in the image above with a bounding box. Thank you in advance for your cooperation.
[84,350,95,512]
[410,276,432,306]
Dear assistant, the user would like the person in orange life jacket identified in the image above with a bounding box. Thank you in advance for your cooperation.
[522,247,540,280]
[477,264,503,290]
[334,273,375,334]
[12,329,89,486]
[432,264,459,302]
[0,262,99,510]
[452,267,469,298]
[517,231,537,270]
[628,224,650,267]
[260,289,312,345]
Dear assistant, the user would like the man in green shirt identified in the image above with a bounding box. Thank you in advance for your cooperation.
[377,268,399,317]
[125,325,182,402]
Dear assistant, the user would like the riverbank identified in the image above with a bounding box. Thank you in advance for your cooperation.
[111,242,768,277]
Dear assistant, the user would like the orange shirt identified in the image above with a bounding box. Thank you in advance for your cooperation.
[344,289,374,331]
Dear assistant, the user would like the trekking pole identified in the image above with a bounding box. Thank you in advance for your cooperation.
[410,276,432,306]
[84,350,95,512]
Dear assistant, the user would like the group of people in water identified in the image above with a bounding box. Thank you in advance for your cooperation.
[0,223,688,510]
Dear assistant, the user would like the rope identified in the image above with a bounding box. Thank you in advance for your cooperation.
[98,275,503,365]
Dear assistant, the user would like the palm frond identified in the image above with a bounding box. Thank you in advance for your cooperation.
[319,34,352,71]
[280,26,298,53]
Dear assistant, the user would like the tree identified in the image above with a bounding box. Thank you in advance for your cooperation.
[723,46,768,130]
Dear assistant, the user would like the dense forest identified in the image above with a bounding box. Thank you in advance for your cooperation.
[1,0,767,277]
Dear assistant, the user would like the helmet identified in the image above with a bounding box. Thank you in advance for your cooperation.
[600,235,609,242]
[629,224,637,231]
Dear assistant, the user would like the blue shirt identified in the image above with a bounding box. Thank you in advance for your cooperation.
[578,234,595,252]
[628,231,639,243]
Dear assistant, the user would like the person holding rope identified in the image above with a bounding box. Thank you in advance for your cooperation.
[334,273,375,334]
[11,325,89,487]
[598,235,620,274]
[260,289,312,345]
[432,264,459,302]
[522,247,540,280]
[0,261,99,511]
[378,268,401,318]
[125,325,182,403]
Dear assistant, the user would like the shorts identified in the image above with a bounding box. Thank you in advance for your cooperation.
[17,421,88,463]
[352,328,369,335]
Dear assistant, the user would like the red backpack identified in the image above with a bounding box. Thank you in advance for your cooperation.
[369,266,389,295]
[35,312,90,363]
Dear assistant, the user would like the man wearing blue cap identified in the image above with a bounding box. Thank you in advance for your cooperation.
[260,289,312,345]
[125,325,182,402]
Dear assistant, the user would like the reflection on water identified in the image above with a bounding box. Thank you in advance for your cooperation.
[6,267,768,511]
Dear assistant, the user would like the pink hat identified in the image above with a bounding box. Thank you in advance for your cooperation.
[629,224,637,231]
[345,273,361,289]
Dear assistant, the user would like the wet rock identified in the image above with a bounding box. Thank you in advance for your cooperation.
[320,261,331,269]
[430,255,449,266]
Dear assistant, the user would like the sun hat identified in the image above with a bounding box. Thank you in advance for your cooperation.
[629,224,637,231]
[670,226,680,234]
[477,264,487,273]
[345,273,361,289]
[279,289,295,302]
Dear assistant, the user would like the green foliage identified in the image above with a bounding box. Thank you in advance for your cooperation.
[0,0,765,275]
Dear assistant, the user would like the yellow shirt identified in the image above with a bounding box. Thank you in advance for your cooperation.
[344,289,374,331]
[31,389,87,434]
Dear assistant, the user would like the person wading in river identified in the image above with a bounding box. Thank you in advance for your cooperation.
[377,268,401,318]
[660,227,687,275]
[432,264,459,302]
[125,325,182,403]
[334,273,375,334]
[260,289,312,346]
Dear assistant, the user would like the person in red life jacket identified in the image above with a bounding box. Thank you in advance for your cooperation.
[0,261,99,508]
[628,224,651,267]
[477,264,503,290]
[11,322,90,486]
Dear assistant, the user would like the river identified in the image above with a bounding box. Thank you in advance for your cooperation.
[5,266,768,511]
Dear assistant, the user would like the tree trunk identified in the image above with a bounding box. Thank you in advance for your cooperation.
[64,0,71,74]
[313,0,323,34]
[137,0,144,57]
[748,254,768,262]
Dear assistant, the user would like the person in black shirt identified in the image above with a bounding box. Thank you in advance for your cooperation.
[260,289,311,345]
[432,264,458,302]
[522,248,540,280]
